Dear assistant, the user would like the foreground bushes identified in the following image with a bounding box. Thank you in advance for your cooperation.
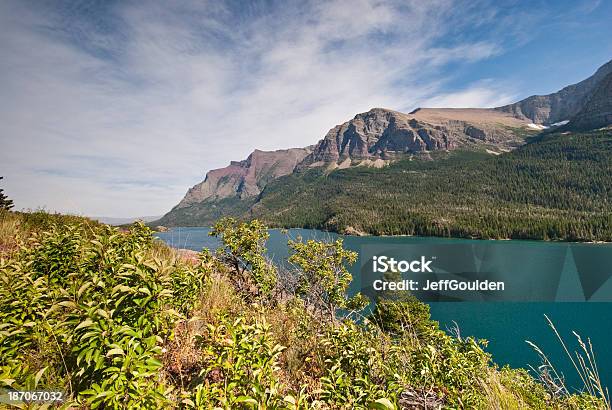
[0,217,208,407]
[0,213,607,408]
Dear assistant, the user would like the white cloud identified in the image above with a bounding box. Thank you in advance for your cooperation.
[422,81,518,108]
[0,0,524,216]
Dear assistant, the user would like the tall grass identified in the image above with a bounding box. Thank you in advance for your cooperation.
[527,314,610,409]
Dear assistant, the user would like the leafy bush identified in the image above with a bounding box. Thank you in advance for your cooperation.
[0,220,209,408]
[369,296,434,338]
[288,238,368,322]
[319,322,397,408]
[185,316,286,409]
[210,218,277,300]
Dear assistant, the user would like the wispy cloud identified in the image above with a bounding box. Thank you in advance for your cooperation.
[423,80,518,108]
[0,0,588,216]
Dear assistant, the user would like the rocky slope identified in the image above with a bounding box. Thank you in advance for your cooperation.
[171,106,534,216]
[298,107,529,169]
[567,71,612,131]
[175,147,312,209]
[159,107,533,227]
[495,59,612,125]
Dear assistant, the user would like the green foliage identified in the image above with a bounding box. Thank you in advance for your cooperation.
[406,328,491,407]
[319,322,397,409]
[0,214,607,409]
[210,218,277,300]
[184,317,286,409]
[369,297,434,338]
[369,269,435,337]
[0,220,209,408]
[288,238,368,321]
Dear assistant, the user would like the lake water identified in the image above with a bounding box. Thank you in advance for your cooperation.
[155,227,612,391]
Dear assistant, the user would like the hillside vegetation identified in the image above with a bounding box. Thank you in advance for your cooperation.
[0,211,608,408]
[249,131,612,241]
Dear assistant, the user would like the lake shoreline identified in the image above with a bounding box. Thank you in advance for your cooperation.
[155,225,612,245]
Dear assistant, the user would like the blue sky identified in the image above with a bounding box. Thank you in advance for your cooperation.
[1,0,611,217]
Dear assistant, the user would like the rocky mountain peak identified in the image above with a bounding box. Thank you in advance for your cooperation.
[567,70,612,131]
[495,59,612,125]
[298,107,531,168]
[159,59,612,226]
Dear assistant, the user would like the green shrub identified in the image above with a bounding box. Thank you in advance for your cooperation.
[0,220,208,408]
[369,297,434,338]
[406,328,491,407]
[210,218,277,300]
[319,322,397,409]
[185,316,286,409]
[0,214,607,409]
[288,238,368,322]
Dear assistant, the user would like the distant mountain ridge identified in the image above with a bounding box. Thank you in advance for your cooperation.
[567,70,612,131]
[495,60,612,125]
[93,215,162,226]
[175,147,312,209]
[156,59,612,227]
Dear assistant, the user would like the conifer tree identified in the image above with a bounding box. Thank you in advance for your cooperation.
[0,177,14,210]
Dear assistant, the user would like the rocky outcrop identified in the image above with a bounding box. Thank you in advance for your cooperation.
[299,107,530,167]
[495,59,612,125]
[175,147,311,209]
[567,71,612,131]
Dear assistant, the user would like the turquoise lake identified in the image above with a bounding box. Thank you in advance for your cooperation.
[155,227,612,391]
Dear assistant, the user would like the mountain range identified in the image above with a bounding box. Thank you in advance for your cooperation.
[155,59,612,239]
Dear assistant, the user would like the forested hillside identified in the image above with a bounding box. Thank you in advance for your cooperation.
[248,130,612,241]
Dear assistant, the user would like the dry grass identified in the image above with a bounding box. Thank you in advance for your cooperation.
[0,210,103,256]
[0,211,21,254]
[160,265,327,398]
[266,300,324,392]
[481,369,531,410]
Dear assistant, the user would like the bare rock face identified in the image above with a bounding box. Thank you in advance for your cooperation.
[568,71,612,131]
[495,59,612,125]
[299,107,530,167]
[175,147,311,208]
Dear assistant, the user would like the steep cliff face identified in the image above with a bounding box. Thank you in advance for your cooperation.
[567,71,612,131]
[175,147,312,209]
[299,107,531,167]
[495,60,612,125]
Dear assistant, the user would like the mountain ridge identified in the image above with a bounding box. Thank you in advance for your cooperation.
[174,147,312,210]
[156,58,612,228]
[494,59,612,125]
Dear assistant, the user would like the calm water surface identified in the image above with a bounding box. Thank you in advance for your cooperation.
[155,227,612,391]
